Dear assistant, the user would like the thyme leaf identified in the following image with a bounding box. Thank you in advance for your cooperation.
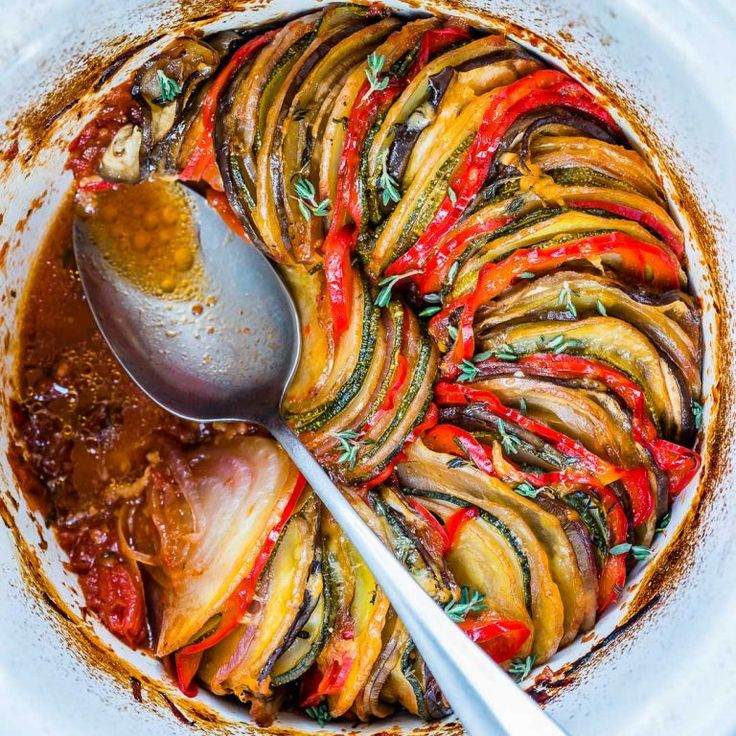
[655,512,671,534]
[514,481,541,499]
[293,177,330,220]
[596,299,607,316]
[419,305,442,318]
[497,418,522,455]
[334,430,372,470]
[447,457,468,469]
[508,655,536,683]
[378,149,401,206]
[692,400,703,430]
[444,586,487,622]
[457,359,478,383]
[375,269,421,308]
[156,70,182,103]
[609,542,652,561]
[305,703,332,727]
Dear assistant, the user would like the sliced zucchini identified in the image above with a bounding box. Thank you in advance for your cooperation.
[197,494,319,698]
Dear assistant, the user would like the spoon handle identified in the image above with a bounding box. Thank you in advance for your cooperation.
[268,418,567,736]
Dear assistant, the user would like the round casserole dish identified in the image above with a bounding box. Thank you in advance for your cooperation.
[0,0,734,734]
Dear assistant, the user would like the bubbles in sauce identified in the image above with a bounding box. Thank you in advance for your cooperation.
[79,179,202,299]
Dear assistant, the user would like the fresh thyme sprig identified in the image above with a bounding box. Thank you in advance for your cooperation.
[491,342,518,362]
[305,703,332,727]
[508,655,536,683]
[334,430,372,469]
[293,177,330,221]
[457,359,478,383]
[156,70,182,103]
[609,542,652,561]
[375,269,421,308]
[497,418,522,455]
[444,586,488,622]
[378,149,401,206]
[364,51,389,99]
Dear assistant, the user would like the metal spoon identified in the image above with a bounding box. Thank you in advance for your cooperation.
[73,182,566,736]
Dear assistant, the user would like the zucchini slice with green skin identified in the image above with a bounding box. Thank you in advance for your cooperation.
[316,504,391,718]
[476,316,685,440]
[255,7,375,265]
[286,273,380,431]
[279,16,400,263]
[460,376,663,546]
[407,484,567,662]
[524,135,667,204]
[270,537,332,687]
[319,17,443,210]
[197,493,319,698]
[215,13,322,260]
[364,35,535,217]
[475,270,701,396]
[400,56,542,190]
[369,486,457,603]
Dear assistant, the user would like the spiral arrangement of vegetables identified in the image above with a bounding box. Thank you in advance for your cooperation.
[60,3,702,726]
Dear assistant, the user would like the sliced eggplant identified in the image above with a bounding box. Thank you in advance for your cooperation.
[476,316,685,439]
[475,270,701,396]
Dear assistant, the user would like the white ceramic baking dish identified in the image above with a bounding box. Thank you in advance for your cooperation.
[1,0,734,734]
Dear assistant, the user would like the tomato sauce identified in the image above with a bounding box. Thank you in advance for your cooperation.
[10,191,214,646]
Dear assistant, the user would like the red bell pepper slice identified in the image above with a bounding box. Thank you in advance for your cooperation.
[477,353,701,497]
[436,231,682,368]
[406,25,472,78]
[567,198,684,260]
[423,423,495,476]
[519,467,628,612]
[406,497,451,554]
[179,32,276,189]
[405,402,439,444]
[444,505,480,549]
[409,215,513,294]
[434,382,654,526]
[459,614,531,662]
[174,472,307,694]
[206,188,246,239]
[364,354,409,431]
[323,26,471,341]
[300,654,355,708]
[386,69,619,281]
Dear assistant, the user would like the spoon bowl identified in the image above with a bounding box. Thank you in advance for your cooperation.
[74,185,299,423]
[74,181,567,736]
